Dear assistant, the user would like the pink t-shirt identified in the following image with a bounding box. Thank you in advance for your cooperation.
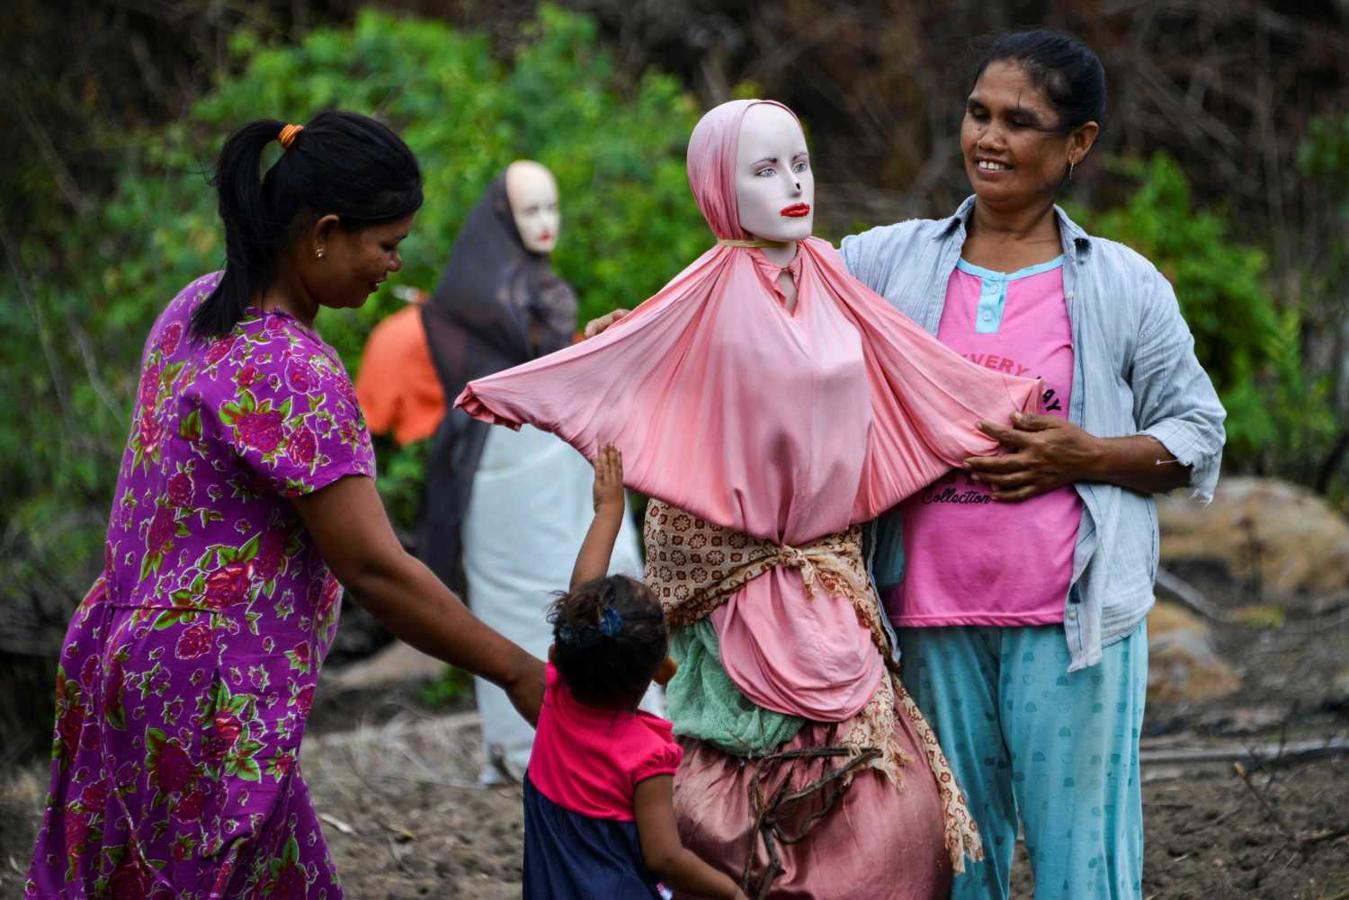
[527,664,683,822]
[887,256,1083,627]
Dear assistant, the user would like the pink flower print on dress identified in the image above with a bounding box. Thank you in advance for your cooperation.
[284,357,318,394]
[287,424,318,472]
[62,808,91,863]
[79,779,111,816]
[103,656,127,729]
[286,641,311,673]
[79,653,100,689]
[53,668,85,765]
[270,864,309,900]
[236,364,263,388]
[260,836,309,900]
[167,471,194,507]
[146,728,198,796]
[139,362,164,411]
[236,409,285,455]
[312,576,341,626]
[106,855,152,900]
[171,832,198,860]
[254,529,289,582]
[294,683,315,716]
[136,409,164,459]
[205,338,232,367]
[155,321,184,356]
[147,507,177,554]
[205,561,253,609]
[175,623,212,660]
[142,505,188,577]
[205,711,242,763]
[267,750,295,781]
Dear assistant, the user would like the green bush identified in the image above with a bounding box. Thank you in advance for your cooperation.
[0,7,707,611]
[1078,153,1336,468]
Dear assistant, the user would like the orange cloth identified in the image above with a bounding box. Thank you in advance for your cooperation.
[354,304,445,445]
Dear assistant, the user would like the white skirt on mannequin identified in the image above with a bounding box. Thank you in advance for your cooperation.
[462,423,658,783]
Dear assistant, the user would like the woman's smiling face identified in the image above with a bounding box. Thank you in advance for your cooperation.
[961,60,1090,207]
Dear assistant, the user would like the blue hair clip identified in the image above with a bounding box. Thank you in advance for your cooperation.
[599,605,623,637]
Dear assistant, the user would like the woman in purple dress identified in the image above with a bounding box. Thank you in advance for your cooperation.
[25,111,545,899]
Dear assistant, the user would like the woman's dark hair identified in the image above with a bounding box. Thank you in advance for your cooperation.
[549,575,668,707]
[970,29,1106,133]
[192,110,424,338]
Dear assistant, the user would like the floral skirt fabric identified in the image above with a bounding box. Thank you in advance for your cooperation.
[25,578,341,899]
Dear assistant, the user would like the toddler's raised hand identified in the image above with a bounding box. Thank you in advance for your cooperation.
[592,445,625,513]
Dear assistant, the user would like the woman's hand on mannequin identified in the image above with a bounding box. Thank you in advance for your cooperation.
[966,413,1190,501]
[582,308,630,338]
[294,475,545,724]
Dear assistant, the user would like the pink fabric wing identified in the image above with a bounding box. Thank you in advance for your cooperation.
[456,239,1041,542]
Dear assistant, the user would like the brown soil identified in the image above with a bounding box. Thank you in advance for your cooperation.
[7,754,1343,899]
[3,572,1346,898]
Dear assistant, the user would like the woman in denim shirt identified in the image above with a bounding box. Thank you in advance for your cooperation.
[583,28,1225,899]
[840,30,1225,900]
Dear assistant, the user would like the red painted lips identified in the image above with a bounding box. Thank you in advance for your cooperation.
[780,203,811,218]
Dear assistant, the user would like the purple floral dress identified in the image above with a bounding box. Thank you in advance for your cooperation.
[26,273,374,898]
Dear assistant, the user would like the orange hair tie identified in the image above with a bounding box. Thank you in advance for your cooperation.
[277,123,304,150]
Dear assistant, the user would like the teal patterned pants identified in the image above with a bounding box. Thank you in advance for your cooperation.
[899,623,1147,900]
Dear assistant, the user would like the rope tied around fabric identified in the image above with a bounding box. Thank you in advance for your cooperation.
[738,745,883,900]
[643,498,984,879]
[715,237,798,249]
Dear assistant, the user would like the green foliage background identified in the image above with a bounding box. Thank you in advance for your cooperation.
[2,5,1344,620]
[0,7,707,608]
[1078,153,1337,467]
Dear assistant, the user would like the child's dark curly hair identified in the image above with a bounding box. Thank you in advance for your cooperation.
[548,575,667,708]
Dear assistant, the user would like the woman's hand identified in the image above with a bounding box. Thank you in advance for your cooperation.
[965,412,1100,502]
[592,444,625,514]
[966,412,1192,499]
[582,308,630,338]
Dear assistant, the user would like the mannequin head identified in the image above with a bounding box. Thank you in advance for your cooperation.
[505,160,560,254]
[734,104,814,243]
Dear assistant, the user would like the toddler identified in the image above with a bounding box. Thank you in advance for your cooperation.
[523,446,746,900]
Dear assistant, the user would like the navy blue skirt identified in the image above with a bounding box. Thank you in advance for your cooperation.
[522,774,665,899]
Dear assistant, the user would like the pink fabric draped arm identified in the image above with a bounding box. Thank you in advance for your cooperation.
[456,99,1042,722]
[455,239,1040,543]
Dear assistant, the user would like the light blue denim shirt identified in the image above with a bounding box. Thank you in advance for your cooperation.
[843,196,1227,672]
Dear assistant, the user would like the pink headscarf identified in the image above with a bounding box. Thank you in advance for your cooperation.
[686,99,798,240]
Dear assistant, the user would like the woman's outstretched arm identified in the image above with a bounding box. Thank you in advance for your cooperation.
[294,474,545,724]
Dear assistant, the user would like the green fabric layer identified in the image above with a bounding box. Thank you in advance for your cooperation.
[666,619,805,756]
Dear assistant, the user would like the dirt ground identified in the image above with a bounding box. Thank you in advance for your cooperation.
[3,576,1346,898]
[5,742,1343,899]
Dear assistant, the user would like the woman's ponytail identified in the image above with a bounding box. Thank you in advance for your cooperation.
[192,118,287,339]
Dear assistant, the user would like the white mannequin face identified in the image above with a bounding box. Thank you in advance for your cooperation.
[505,161,560,254]
[734,105,814,243]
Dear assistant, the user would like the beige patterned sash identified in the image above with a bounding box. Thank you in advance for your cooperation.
[644,499,983,871]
